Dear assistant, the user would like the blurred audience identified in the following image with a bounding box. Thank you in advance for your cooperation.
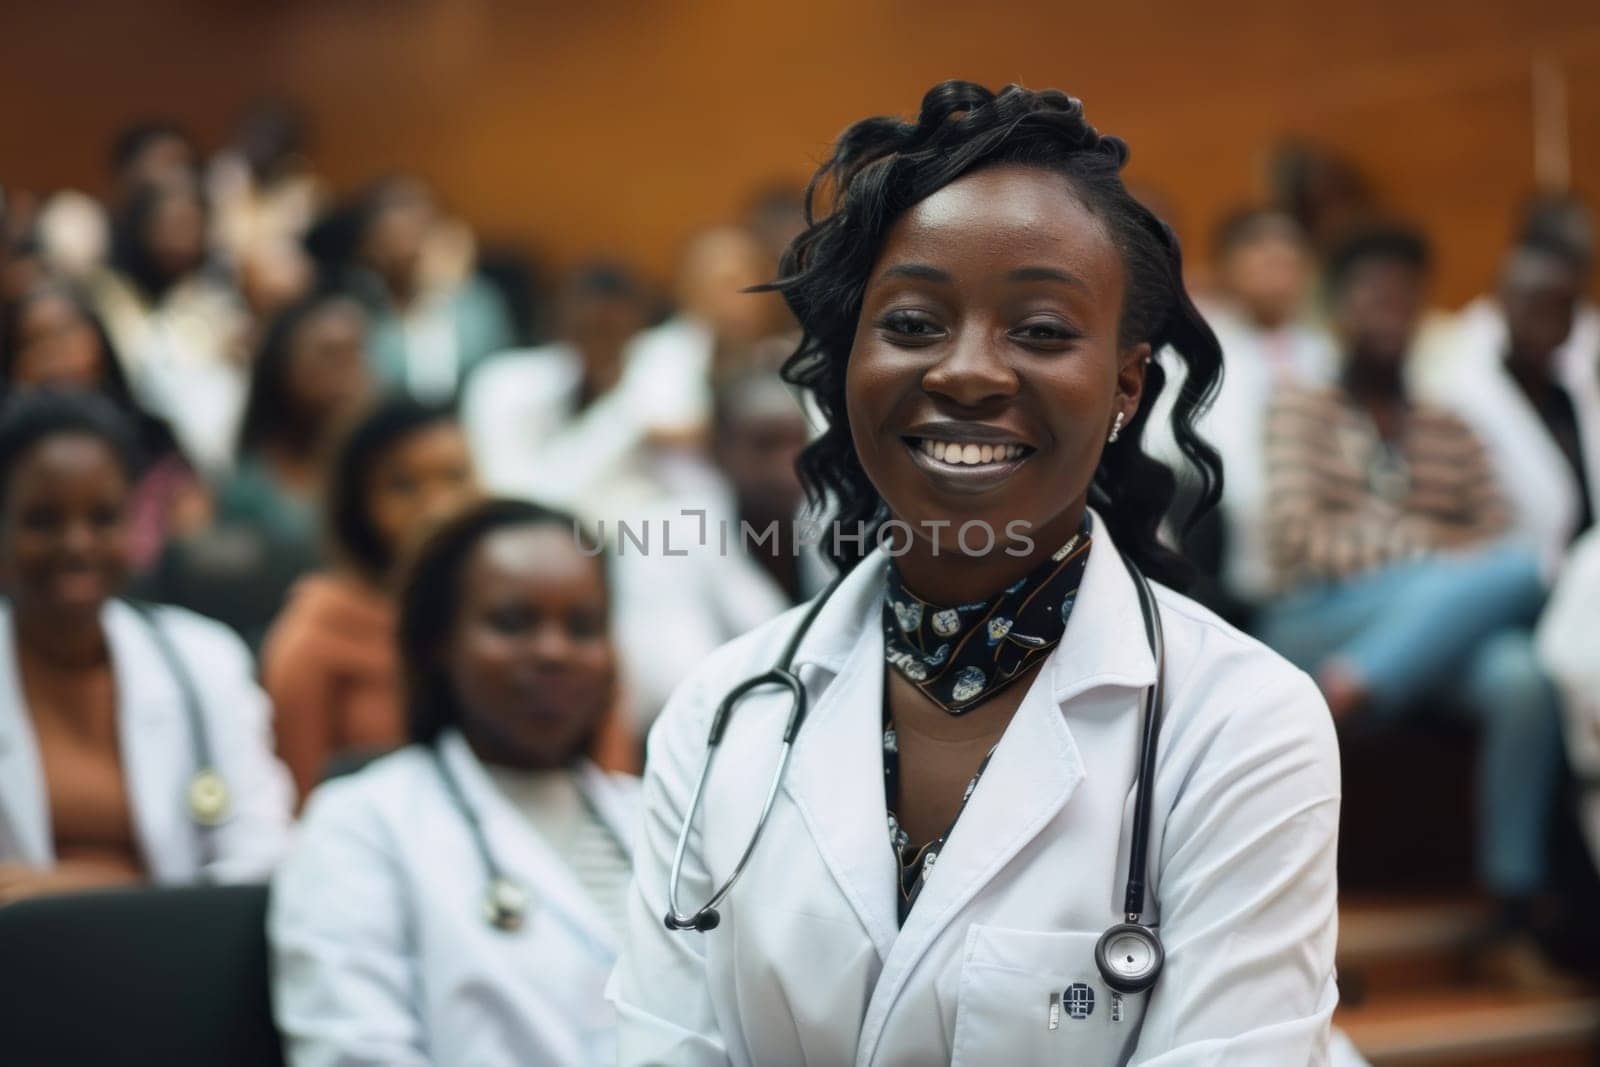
[220,289,374,562]
[237,238,316,327]
[463,262,679,520]
[2,232,50,308]
[0,390,291,902]
[33,191,109,284]
[1265,139,1378,254]
[260,395,477,799]
[310,176,514,401]
[271,499,634,1064]
[1257,226,1566,981]
[622,225,785,449]
[1163,208,1336,611]
[109,121,200,203]
[1434,206,1600,573]
[207,98,325,271]
[89,174,248,474]
[1,281,211,571]
[612,371,820,726]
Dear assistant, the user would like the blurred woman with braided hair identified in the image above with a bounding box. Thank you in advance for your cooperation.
[612,81,1341,1064]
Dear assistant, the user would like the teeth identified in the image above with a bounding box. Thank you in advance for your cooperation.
[915,439,1028,465]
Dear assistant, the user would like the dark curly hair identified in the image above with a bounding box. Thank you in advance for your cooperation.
[768,80,1223,589]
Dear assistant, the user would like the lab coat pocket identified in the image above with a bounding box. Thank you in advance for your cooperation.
[951,924,1145,1066]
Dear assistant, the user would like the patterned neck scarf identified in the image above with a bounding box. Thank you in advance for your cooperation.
[881,518,1092,713]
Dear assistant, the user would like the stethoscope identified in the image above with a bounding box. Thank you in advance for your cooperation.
[4,597,231,833]
[663,550,1169,997]
[428,742,534,933]
[128,601,233,833]
[428,739,630,956]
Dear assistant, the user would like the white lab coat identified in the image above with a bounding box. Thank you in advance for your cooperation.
[0,600,292,882]
[1536,527,1600,866]
[1430,297,1600,575]
[269,731,640,1067]
[611,514,1343,1065]
[89,268,250,478]
[462,320,713,524]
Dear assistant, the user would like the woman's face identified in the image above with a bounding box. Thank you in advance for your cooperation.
[845,165,1147,558]
[11,294,108,391]
[363,186,434,291]
[1334,259,1423,371]
[446,525,615,769]
[365,422,476,565]
[144,186,207,282]
[1222,229,1312,329]
[0,434,131,621]
[285,302,372,429]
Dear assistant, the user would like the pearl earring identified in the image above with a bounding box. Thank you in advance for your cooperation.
[1108,411,1125,443]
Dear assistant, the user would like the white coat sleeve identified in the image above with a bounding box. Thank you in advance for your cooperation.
[1537,530,1600,701]
[185,615,294,883]
[268,781,428,1067]
[1131,660,1342,1066]
[608,666,733,1065]
[1536,530,1600,774]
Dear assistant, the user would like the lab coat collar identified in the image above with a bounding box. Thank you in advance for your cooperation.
[1047,513,1159,701]
[782,615,902,960]
[437,730,629,954]
[789,509,1157,696]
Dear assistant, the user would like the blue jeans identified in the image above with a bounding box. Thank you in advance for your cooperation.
[1259,544,1562,896]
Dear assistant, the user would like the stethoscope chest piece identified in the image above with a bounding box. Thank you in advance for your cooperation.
[1095,921,1164,994]
[187,768,232,826]
[483,876,530,932]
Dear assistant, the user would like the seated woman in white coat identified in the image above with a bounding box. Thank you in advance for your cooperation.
[269,497,638,1066]
[611,81,1342,1065]
[0,389,291,902]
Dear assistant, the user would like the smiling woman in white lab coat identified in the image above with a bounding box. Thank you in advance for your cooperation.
[269,498,638,1066]
[611,81,1342,1066]
[0,390,291,902]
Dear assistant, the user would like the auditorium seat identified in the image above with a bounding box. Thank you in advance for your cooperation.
[0,883,283,1067]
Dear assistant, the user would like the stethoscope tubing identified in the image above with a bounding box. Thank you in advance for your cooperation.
[428,739,624,958]
[662,545,1169,990]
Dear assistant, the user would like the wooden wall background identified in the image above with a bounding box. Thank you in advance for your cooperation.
[3,0,1598,306]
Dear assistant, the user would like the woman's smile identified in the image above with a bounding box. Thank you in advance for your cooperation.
[902,422,1037,495]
